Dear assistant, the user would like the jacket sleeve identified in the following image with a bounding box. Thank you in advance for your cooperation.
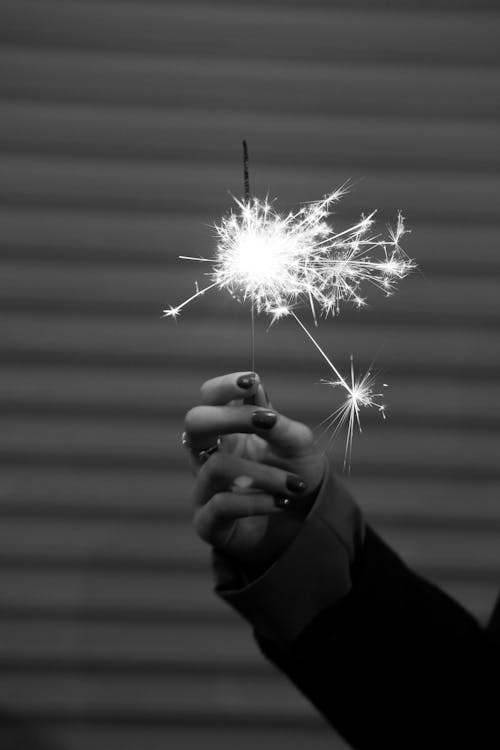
[256,526,494,749]
[213,460,365,642]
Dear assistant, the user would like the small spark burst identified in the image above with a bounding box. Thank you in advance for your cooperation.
[291,313,386,471]
[317,357,387,472]
[164,185,415,466]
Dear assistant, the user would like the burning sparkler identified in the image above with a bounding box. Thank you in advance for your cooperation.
[163,188,412,325]
[164,145,415,466]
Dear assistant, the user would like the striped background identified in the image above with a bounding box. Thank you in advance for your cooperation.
[1,1,499,748]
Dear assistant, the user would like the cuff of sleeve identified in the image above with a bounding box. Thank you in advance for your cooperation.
[214,459,364,643]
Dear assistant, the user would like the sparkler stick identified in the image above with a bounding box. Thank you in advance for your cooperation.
[243,139,250,203]
[243,140,256,373]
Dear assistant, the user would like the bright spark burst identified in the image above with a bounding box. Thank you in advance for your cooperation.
[164,186,415,466]
[163,187,414,325]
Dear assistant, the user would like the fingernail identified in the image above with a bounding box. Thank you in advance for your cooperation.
[286,475,307,494]
[237,373,257,390]
[234,475,253,489]
[274,496,291,509]
[252,410,277,429]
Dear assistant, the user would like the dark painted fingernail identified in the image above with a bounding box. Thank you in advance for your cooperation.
[286,475,307,494]
[237,373,256,390]
[252,410,277,429]
[274,496,291,509]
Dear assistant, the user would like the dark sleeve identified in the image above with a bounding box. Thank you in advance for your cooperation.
[214,462,365,641]
[256,527,495,749]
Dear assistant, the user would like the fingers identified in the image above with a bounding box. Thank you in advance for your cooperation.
[192,451,308,508]
[200,372,260,405]
[193,490,282,548]
[184,403,313,456]
[200,371,270,408]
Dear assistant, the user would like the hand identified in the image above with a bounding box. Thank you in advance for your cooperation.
[184,372,326,570]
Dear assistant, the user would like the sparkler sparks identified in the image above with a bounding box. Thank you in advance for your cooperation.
[163,188,413,325]
[164,183,415,466]
[291,312,386,472]
[318,360,387,473]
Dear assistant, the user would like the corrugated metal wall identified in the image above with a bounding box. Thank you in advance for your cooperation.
[1,1,499,748]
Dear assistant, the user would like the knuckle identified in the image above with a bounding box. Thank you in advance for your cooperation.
[196,461,213,491]
[183,406,205,433]
[210,492,228,516]
[203,451,227,478]
[279,418,314,451]
[196,460,210,485]
[193,509,210,542]
[199,380,213,403]
[196,453,235,499]
[296,421,314,447]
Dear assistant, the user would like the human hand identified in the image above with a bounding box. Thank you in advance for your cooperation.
[184,372,326,570]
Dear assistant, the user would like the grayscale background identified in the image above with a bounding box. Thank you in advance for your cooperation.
[1,1,499,748]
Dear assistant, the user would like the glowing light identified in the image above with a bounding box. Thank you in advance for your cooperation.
[164,188,414,324]
[291,312,386,470]
[164,186,415,466]
[317,358,388,473]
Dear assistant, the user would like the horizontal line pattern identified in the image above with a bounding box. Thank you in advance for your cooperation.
[3,103,499,173]
[2,1,498,66]
[0,156,499,221]
[3,50,500,120]
[1,1,499,749]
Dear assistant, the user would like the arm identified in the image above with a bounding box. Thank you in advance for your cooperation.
[215,465,492,748]
[256,526,491,749]
[184,371,495,749]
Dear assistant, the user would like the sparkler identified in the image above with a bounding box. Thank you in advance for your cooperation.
[164,145,415,466]
[163,187,412,325]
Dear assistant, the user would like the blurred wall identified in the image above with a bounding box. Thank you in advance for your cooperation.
[1,1,499,749]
